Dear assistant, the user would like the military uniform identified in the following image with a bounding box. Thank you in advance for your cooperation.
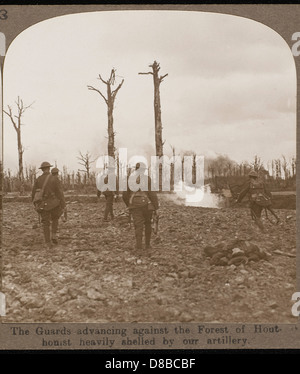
[237,171,275,231]
[51,167,59,176]
[122,163,159,252]
[102,171,118,222]
[32,162,65,247]
[51,167,67,236]
[103,190,115,221]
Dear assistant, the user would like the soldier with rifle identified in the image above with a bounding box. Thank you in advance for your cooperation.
[236,170,279,232]
[32,161,66,248]
[122,162,159,254]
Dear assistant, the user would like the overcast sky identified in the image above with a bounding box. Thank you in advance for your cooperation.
[2,10,296,174]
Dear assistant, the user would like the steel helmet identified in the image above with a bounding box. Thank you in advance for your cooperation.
[51,167,59,174]
[39,161,53,169]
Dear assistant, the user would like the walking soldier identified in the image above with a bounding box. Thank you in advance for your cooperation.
[122,162,159,253]
[51,166,67,223]
[32,161,66,248]
[236,170,278,231]
[102,166,118,222]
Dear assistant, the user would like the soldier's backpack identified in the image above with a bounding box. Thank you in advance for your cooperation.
[129,191,150,207]
[249,179,272,207]
[32,174,51,213]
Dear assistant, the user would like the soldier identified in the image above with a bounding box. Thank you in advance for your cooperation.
[32,161,66,248]
[51,167,67,224]
[102,166,118,222]
[122,162,159,253]
[51,167,59,177]
[236,170,277,232]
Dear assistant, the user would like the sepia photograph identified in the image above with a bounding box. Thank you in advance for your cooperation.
[0,8,297,331]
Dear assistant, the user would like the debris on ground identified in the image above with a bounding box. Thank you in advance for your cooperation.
[1,196,296,323]
[204,239,271,266]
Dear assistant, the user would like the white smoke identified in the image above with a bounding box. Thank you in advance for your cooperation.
[164,182,223,209]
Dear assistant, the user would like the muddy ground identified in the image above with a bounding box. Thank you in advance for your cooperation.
[1,194,297,323]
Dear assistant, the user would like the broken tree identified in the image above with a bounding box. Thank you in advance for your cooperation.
[3,97,34,193]
[77,151,96,180]
[139,61,168,189]
[88,69,124,165]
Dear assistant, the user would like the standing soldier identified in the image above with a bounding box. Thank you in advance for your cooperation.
[51,167,59,177]
[236,170,277,232]
[102,166,118,222]
[122,162,159,253]
[32,161,66,248]
[51,166,67,225]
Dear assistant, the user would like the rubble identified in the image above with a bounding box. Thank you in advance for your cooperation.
[1,197,296,323]
[204,239,271,266]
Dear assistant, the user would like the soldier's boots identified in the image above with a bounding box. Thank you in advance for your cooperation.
[43,226,51,243]
[41,223,53,249]
[51,220,59,245]
[103,213,114,222]
[255,219,265,232]
[145,239,152,250]
[135,237,143,252]
[134,225,152,253]
[51,234,58,245]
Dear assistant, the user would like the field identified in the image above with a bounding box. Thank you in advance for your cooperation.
[1,194,297,323]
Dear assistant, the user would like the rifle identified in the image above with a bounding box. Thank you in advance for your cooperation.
[264,206,280,225]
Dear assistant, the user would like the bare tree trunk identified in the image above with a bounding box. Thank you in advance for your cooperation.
[17,130,24,182]
[170,145,176,191]
[4,97,34,195]
[152,66,164,158]
[107,93,115,160]
[139,61,168,190]
[88,69,124,165]
[291,157,296,177]
[192,153,197,184]
[77,151,96,180]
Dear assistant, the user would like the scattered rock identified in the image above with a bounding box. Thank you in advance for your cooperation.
[165,276,175,283]
[178,270,188,278]
[87,289,106,301]
[68,287,78,299]
[180,312,194,322]
[232,248,244,257]
[284,283,295,290]
[1,198,296,324]
[268,300,279,309]
[203,239,270,266]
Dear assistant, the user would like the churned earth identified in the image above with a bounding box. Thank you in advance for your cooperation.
[1,194,297,323]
